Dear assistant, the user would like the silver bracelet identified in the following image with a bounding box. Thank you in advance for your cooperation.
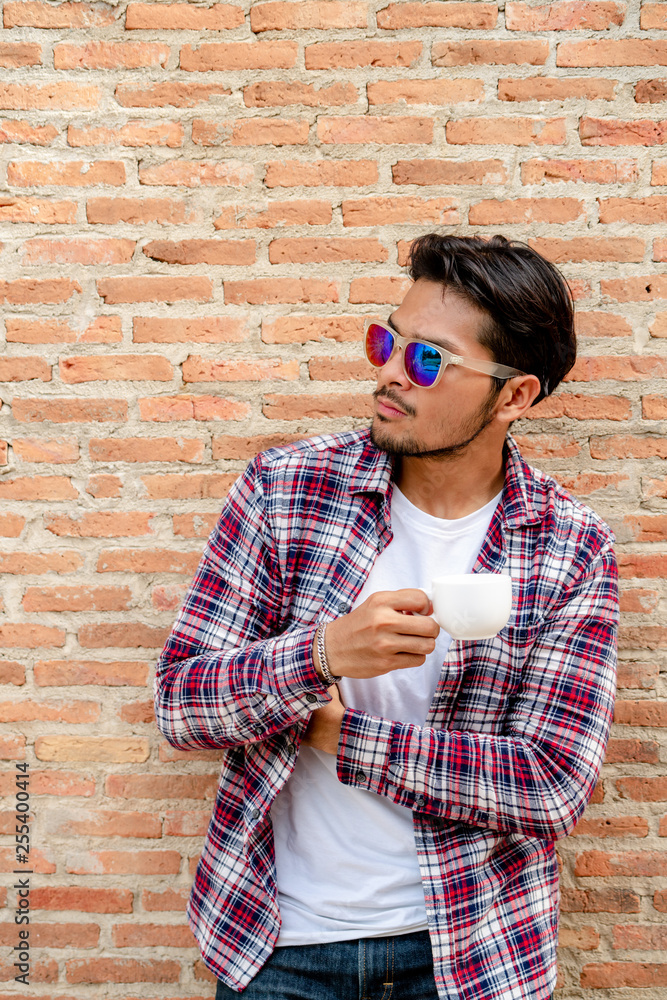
[316,623,340,686]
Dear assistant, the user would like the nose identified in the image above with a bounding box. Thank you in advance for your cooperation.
[378,342,411,388]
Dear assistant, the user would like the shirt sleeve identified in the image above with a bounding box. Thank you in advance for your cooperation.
[153,457,331,750]
[335,540,618,842]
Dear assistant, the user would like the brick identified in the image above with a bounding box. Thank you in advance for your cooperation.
[576,851,667,877]
[571,816,649,838]
[342,195,459,226]
[12,436,79,462]
[35,659,149,686]
[193,117,309,146]
[54,41,169,69]
[507,1,625,30]
[21,237,135,266]
[0,733,26,757]
[159,743,224,762]
[138,394,250,421]
[269,237,387,263]
[134,317,247,344]
[525,393,630,420]
[0,550,83,574]
[86,474,121,497]
[615,702,667,727]
[655,891,667,912]
[433,40,548,66]
[623,516,667,543]
[309,357,374,380]
[305,40,421,69]
[619,588,660,611]
[636,79,667,103]
[251,1,367,30]
[0,514,25,536]
[499,77,615,101]
[0,769,93,796]
[521,157,637,183]
[318,116,433,144]
[601,275,667,300]
[447,117,566,145]
[116,81,231,107]
[0,624,65,649]
[0,477,76,501]
[23,586,132,612]
[0,278,81,304]
[263,392,372,420]
[581,117,667,145]
[66,958,179,984]
[182,355,299,382]
[143,238,255,265]
[96,549,201,574]
[68,120,183,148]
[244,81,357,107]
[616,661,659,687]
[654,241,667,262]
[263,315,363,344]
[36,736,149,763]
[59,354,173,382]
[119,698,155,723]
[210,433,302,460]
[215,199,331,229]
[152,582,188,610]
[87,196,198,225]
[163,809,211,836]
[512,433,581,459]
[619,553,667,578]
[90,436,204,463]
[0,82,99,110]
[97,276,212,304]
[0,846,56,873]
[172,513,219,537]
[0,922,99,948]
[641,3,667,28]
[392,158,507,185]
[224,277,339,304]
[180,41,297,70]
[139,159,253,187]
[4,2,115,27]
[8,159,125,186]
[368,78,483,106]
[142,888,190,911]
[79,623,169,650]
[0,41,41,66]
[558,925,600,950]
[530,236,644,262]
[50,806,159,838]
[349,275,412,303]
[6,317,122,344]
[12,397,127,422]
[606,738,659,763]
[599,196,667,223]
[0,696,97,720]
[113,923,196,948]
[613,925,667,950]
[264,159,378,187]
[0,958,57,982]
[469,197,583,224]
[106,773,218,799]
[644,392,667,416]
[30,886,132,912]
[619,626,667,651]
[141,472,236,499]
[0,120,59,145]
[581,963,667,988]
[127,2,244,29]
[559,40,667,66]
[590,435,667,459]
[377,2,496,28]
[0,356,51,381]
[575,312,633,337]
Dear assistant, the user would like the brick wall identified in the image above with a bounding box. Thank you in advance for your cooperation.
[1,0,666,995]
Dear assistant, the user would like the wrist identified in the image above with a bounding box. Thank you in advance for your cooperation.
[314,623,341,687]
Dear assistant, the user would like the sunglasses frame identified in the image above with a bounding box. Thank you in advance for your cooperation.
[364,319,526,389]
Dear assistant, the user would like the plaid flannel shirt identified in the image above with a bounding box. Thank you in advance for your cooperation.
[154,429,618,1000]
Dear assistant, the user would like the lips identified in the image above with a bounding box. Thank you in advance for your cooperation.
[376,396,407,418]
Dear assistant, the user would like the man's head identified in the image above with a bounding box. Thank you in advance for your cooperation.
[407,233,576,405]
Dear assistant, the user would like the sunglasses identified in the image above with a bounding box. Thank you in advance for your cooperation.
[364,319,526,389]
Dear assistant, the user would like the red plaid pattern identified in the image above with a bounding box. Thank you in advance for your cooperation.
[155,430,618,1000]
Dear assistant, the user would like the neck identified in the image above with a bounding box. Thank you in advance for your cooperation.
[394,438,506,520]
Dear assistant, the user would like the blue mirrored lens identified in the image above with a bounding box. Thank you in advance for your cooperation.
[366,324,394,367]
[405,341,441,387]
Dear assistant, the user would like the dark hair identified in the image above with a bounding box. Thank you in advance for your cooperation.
[407,233,576,404]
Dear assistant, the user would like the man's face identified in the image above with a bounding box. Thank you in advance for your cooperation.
[370,279,503,459]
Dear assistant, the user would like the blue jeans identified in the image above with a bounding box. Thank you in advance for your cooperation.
[214,929,439,999]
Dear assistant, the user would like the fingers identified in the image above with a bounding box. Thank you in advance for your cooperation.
[366,590,439,639]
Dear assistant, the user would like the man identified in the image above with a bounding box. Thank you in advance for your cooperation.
[155,234,618,1000]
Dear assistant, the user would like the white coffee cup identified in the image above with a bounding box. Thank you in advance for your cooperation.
[427,572,512,640]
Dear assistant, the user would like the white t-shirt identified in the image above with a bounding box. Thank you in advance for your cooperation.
[270,485,502,945]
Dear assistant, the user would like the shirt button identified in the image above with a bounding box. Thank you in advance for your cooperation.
[286,743,296,755]
[415,796,425,809]
[356,770,367,783]
[337,601,349,614]
[306,693,317,704]
[251,808,260,820]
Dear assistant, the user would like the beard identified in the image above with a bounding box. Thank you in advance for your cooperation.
[370,385,500,460]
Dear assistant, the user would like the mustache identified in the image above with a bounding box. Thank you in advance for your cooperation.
[373,387,417,418]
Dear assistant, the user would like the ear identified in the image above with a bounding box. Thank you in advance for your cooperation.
[495,374,542,425]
